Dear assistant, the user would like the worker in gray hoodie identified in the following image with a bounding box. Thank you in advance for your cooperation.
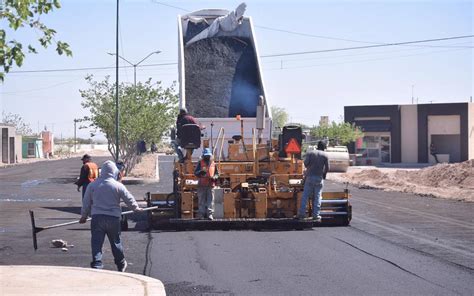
[80,160,142,272]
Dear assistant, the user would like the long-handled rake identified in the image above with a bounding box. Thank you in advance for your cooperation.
[29,206,158,250]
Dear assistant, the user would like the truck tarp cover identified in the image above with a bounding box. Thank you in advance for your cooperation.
[183,6,263,118]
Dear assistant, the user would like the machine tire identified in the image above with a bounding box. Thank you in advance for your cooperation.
[338,216,350,226]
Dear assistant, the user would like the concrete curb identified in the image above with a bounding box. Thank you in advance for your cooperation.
[122,177,157,185]
[0,265,166,296]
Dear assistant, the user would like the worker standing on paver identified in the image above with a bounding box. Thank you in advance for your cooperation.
[79,160,143,271]
[298,141,329,222]
[75,154,99,199]
[172,108,198,162]
[194,148,219,220]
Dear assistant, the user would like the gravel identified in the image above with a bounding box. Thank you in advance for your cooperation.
[184,36,263,118]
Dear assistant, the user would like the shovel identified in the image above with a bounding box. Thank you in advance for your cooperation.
[29,206,158,250]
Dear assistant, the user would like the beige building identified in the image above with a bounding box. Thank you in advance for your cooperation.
[345,102,474,164]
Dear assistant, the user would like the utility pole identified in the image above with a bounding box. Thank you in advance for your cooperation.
[73,119,77,153]
[115,0,120,162]
[411,85,414,104]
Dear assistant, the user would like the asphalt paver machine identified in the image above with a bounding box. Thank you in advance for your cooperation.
[146,114,351,230]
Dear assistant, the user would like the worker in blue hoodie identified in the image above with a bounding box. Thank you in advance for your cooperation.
[80,160,142,272]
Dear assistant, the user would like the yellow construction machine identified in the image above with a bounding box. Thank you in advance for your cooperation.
[146,119,351,230]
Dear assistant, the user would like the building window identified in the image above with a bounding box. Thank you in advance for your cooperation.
[356,134,391,164]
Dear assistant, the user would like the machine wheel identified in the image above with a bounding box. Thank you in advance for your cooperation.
[120,215,129,231]
[338,216,350,226]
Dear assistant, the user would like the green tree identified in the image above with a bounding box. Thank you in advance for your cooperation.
[1,111,33,135]
[310,121,363,146]
[80,75,178,172]
[1,0,72,81]
[271,106,289,129]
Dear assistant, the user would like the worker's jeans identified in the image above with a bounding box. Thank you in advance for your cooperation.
[81,183,90,199]
[197,186,215,218]
[298,176,324,218]
[90,214,125,270]
[171,139,184,162]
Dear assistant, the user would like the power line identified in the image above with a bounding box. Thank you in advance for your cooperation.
[9,62,178,74]
[262,41,472,64]
[255,25,473,49]
[151,0,190,12]
[4,45,468,96]
[8,35,472,74]
[261,35,474,58]
[264,47,468,71]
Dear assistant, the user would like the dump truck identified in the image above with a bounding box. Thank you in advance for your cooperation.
[146,5,351,230]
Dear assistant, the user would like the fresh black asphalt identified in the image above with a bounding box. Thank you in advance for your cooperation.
[0,155,473,295]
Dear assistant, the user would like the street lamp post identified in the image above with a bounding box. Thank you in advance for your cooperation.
[115,0,119,163]
[108,50,161,88]
[73,118,81,153]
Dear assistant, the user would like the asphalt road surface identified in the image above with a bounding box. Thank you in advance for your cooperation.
[1,155,473,295]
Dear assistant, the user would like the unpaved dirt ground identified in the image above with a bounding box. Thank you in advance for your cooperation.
[127,153,159,179]
[328,160,474,202]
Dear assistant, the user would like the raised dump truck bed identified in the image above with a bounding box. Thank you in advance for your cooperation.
[178,6,272,158]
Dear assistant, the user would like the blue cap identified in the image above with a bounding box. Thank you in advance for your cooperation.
[202,148,212,156]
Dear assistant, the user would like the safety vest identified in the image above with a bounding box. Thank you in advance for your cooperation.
[85,162,99,183]
[198,159,216,187]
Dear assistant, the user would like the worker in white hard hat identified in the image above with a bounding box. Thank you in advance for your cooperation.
[194,148,219,220]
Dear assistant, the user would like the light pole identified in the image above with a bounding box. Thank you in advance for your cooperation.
[73,118,80,153]
[108,50,161,87]
[115,0,119,162]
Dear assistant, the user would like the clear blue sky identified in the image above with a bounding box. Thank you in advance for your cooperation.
[1,0,472,139]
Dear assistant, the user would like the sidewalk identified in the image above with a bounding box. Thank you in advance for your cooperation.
[0,265,166,296]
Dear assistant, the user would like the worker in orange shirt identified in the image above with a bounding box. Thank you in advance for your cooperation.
[75,154,99,199]
[194,148,219,220]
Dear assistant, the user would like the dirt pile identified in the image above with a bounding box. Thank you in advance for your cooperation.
[404,161,474,189]
[328,160,474,202]
[184,36,262,118]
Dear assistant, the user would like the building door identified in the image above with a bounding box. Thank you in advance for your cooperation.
[431,134,461,163]
[27,143,35,157]
[9,137,15,164]
[2,128,8,164]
